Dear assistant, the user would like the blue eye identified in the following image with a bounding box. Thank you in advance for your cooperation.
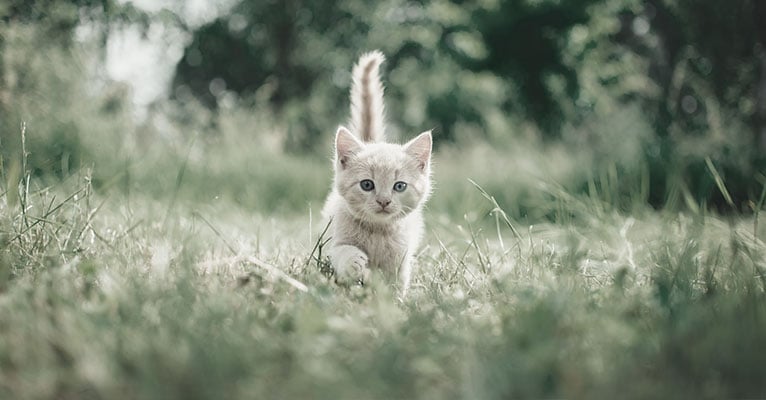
[360,179,375,191]
[393,181,407,192]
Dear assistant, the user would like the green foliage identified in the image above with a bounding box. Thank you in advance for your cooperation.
[1,6,766,397]
[0,0,156,181]
[171,0,504,146]
[445,0,599,135]
[2,166,766,398]
[575,0,766,209]
[1,25,99,180]
[0,0,112,40]
[8,0,762,210]
[167,0,766,209]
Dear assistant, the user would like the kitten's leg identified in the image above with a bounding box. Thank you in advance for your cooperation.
[398,255,413,297]
[327,244,369,285]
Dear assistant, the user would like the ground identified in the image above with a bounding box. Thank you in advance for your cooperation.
[1,138,766,399]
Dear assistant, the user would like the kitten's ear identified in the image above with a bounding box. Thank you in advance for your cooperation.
[335,126,363,169]
[404,130,432,171]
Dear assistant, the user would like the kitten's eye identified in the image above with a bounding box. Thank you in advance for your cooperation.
[393,181,408,192]
[360,179,375,191]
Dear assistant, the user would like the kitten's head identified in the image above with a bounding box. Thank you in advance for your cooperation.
[333,127,432,224]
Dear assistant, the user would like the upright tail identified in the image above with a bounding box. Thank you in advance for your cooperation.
[349,50,386,143]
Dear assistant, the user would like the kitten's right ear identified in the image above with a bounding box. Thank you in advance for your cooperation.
[335,126,363,169]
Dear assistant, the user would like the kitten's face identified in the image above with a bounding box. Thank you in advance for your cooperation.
[334,128,432,224]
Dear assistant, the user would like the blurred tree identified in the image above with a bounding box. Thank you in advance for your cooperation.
[0,1,112,178]
[0,1,157,178]
[0,1,109,108]
[604,0,766,208]
[442,0,599,137]
[172,0,364,149]
[169,0,765,209]
[172,1,331,110]
[171,1,512,147]
[173,0,601,142]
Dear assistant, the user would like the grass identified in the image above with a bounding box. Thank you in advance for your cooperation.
[2,129,766,399]
[2,18,765,399]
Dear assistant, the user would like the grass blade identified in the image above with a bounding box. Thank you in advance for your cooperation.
[705,157,734,209]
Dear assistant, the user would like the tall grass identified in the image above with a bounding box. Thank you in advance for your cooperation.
[2,29,766,399]
[2,123,765,398]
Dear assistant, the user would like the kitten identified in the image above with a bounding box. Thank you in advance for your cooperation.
[322,50,432,294]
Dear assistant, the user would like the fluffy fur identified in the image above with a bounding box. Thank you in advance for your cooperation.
[322,51,432,294]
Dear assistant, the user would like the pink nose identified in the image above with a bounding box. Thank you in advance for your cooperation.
[377,199,391,208]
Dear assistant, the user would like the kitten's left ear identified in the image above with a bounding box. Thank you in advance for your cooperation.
[404,130,432,171]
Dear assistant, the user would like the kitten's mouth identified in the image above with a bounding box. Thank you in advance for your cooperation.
[374,206,398,217]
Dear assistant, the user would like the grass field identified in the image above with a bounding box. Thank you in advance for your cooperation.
[2,120,766,400]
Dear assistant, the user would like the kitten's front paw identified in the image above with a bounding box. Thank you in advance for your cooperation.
[332,246,369,285]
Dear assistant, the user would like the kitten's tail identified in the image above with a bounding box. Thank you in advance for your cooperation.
[350,50,386,143]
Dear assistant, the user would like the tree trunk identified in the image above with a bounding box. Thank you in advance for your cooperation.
[757,50,766,151]
[755,0,766,151]
[0,34,7,113]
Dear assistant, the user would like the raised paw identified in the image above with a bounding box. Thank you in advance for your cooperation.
[330,245,369,285]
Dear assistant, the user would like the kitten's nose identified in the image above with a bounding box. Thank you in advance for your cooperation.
[376,198,391,208]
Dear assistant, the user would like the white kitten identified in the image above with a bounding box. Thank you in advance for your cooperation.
[322,51,432,294]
